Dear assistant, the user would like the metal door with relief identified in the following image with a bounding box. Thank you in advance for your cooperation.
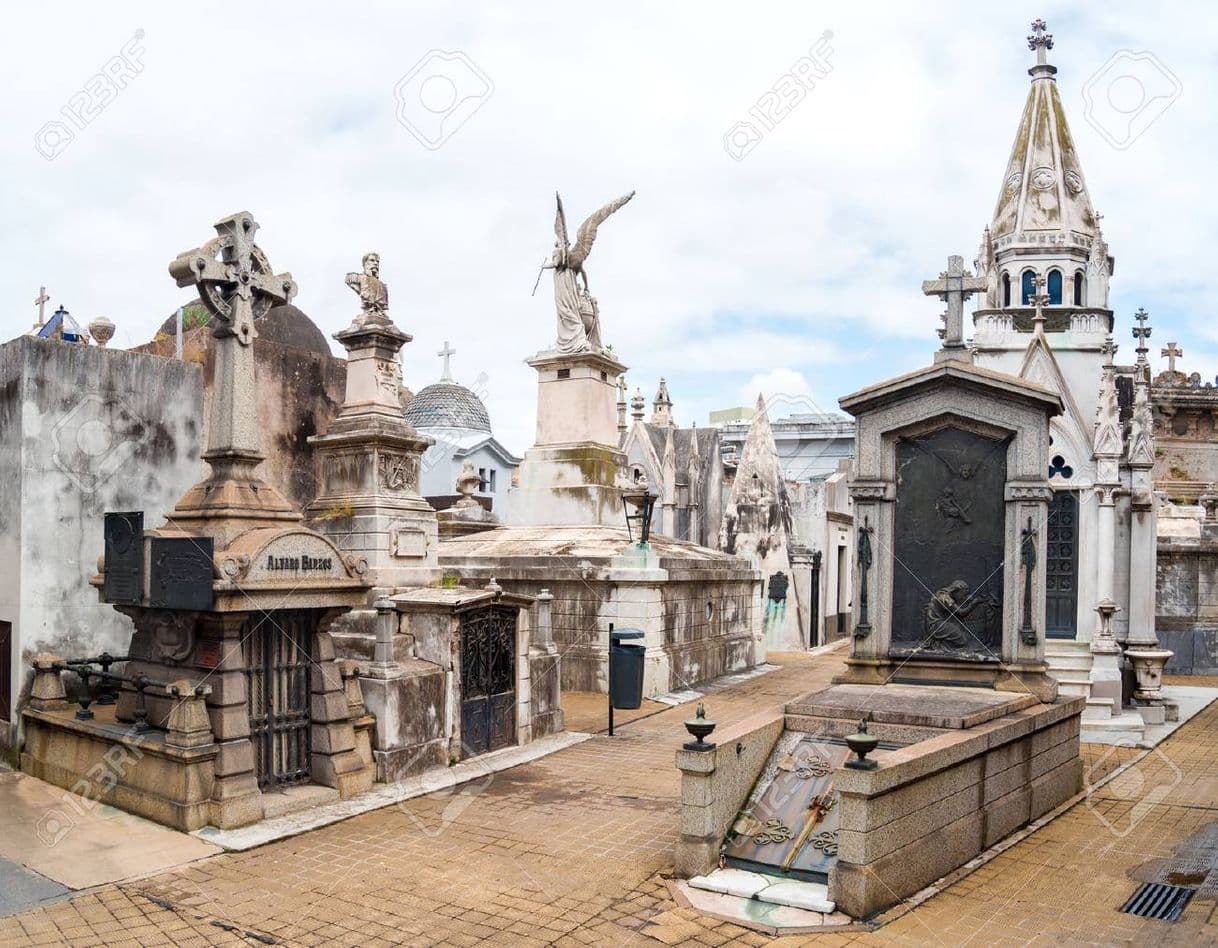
[460,606,517,757]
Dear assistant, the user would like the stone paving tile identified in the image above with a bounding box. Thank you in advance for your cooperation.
[1,653,1215,946]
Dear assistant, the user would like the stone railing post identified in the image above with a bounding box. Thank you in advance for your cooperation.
[534,589,555,648]
[674,746,719,878]
[28,655,69,711]
[366,596,401,678]
[165,681,215,749]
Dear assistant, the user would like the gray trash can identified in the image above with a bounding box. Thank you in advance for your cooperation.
[609,629,645,710]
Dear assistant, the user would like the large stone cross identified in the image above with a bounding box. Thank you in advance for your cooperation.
[168,212,295,463]
[1161,341,1182,374]
[438,340,456,382]
[922,255,986,351]
[32,285,49,329]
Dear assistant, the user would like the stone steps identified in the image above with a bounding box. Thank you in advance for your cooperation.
[1080,710,1148,745]
[688,868,837,914]
[1082,696,1116,721]
[1055,677,1093,697]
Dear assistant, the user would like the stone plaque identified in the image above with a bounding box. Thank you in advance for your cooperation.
[392,525,429,559]
[891,426,1007,660]
[148,537,215,611]
[103,511,143,605]
[244,533,350,583]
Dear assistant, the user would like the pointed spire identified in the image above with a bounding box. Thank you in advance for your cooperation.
[651,377,675,427]
[990,19,1098,245]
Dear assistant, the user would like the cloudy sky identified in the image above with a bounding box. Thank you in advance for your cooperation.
[3,3,1215,454]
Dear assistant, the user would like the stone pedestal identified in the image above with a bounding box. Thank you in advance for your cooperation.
[309,320,440,588]
[1089,599,1124,707]
[509,349,629,527]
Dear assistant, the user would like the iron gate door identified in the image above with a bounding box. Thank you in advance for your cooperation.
[245,610,315,789]
[460,606,516,757]
[1046,491,1079,639]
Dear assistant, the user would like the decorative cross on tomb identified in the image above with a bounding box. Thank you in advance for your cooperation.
[438,340,456,382]
[168,212,296,462]
[922,255,986,352]
[1161,341,1182,374]
[32,285,50,330]
[1027,18,1054,65]
[1029,275,1051,334]
[1132,307,1152,362]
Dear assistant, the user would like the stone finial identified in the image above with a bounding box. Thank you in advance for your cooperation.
[455,460,481,509]
[29,655,68,710]
[487,577,503,595]
[165,680,215,749]
[1132,308,1152,365]
[1027,18,1054,61]
[88,316,116,347]
[630,387,646,422]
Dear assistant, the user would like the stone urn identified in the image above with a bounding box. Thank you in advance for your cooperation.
[1125,647,1173,702]
[88,315,116,347]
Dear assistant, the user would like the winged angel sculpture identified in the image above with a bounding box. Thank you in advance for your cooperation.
[534,190,634,353]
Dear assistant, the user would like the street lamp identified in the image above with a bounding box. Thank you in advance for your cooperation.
[622,487,657,547]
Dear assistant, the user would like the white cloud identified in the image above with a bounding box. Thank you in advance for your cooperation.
[2,4,1216,454]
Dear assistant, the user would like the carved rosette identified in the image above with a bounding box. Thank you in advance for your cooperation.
[378,451,419,493]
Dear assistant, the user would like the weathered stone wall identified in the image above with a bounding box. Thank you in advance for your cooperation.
[0,337,204,743]
[1156,534,1218,674]
[136,327,345,511]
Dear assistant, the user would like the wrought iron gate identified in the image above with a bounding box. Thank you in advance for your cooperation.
[460,606,516,757]
[1046,491,1079,639]
[0,621,11,721]
[245,610,315,789]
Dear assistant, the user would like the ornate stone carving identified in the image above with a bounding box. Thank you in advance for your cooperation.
[1030,166,1056,190]
[1019,516,1038,647]
[537,191,635,354]
[151,612,196,663]
[378,452,418,492]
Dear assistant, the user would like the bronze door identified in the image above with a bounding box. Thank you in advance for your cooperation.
[460,606,516,757]
[245,611,315,789]
[1045,491,1079,639]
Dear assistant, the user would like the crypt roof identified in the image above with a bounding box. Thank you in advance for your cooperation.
[404,380,492,433]
[155,299,331,356]
[989,26,1099,246]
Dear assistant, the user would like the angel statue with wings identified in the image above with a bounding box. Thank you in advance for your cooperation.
[534,190,635,353]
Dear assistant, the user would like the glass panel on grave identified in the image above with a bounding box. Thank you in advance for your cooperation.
[890,426,1008,661]
[721,733,852,883]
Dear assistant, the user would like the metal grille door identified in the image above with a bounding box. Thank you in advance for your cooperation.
[245,611,315,789]
[1046,491,1079,639]
[460,606,516,758]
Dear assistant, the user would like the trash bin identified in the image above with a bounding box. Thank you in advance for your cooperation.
[609,628,646,710]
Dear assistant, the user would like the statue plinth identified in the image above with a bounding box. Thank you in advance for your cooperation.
[507,348,628,528]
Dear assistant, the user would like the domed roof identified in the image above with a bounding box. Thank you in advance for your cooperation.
[155,300,331,357]
[404,381,491,432]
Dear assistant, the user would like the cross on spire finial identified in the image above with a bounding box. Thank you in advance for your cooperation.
[1027,18,1053,66]
[437,340,456,382]
[922,254,986,356]
[1162,341,1183,375]
[32,286,49,329]
[1132,307,1152,363]
[1029,274,1051,333]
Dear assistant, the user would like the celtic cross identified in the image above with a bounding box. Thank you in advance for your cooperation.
[1132,307,1152,363]
[1161,341,1183,375]
[168,212,295,464]
[1027,19,1053,65]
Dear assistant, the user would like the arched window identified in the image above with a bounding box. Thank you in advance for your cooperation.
[1047,269,1063,305]
[1073,270,1085,306]
[1020,270,1036,305]
[1002,272,1011,308]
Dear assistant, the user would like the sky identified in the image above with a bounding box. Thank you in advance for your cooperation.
[2,3,1216,456]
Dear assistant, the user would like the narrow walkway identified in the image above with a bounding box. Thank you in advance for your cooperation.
[0,656,1214,946]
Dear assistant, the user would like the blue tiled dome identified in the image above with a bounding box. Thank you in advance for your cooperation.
[404,381,491,432]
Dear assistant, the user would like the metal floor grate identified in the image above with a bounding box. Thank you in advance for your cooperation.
[1120,882,1195,922]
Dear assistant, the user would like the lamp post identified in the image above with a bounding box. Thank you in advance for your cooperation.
[622,488,657,548]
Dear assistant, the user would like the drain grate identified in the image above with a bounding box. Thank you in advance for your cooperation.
[1120,882,1195,922]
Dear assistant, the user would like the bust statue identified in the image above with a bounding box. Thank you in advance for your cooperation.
[346,252,389,323]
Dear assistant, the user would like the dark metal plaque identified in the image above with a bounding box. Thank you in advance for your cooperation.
[722,734,852,882]
[891,427,1007,661]
[102,511,144,605]
[148,536,214,611]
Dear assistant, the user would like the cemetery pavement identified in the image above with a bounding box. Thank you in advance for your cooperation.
[0,655,1216,946]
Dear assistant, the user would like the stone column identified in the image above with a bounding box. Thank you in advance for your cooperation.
[845,482,892,672]
[1005,482,1051,671]
[534,589,555,647]
[365,596,400,677]
[202,614,262,829]
[1126,474,1159,647]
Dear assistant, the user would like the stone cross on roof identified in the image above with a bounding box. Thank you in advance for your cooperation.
[1027,18,1053,65]
[438,340,456,382]
[1132,308,1152,363]
[32,285,49,329]
[1162,341,1183,375]
[922,255,986,353]
[1029,274,1051,334]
